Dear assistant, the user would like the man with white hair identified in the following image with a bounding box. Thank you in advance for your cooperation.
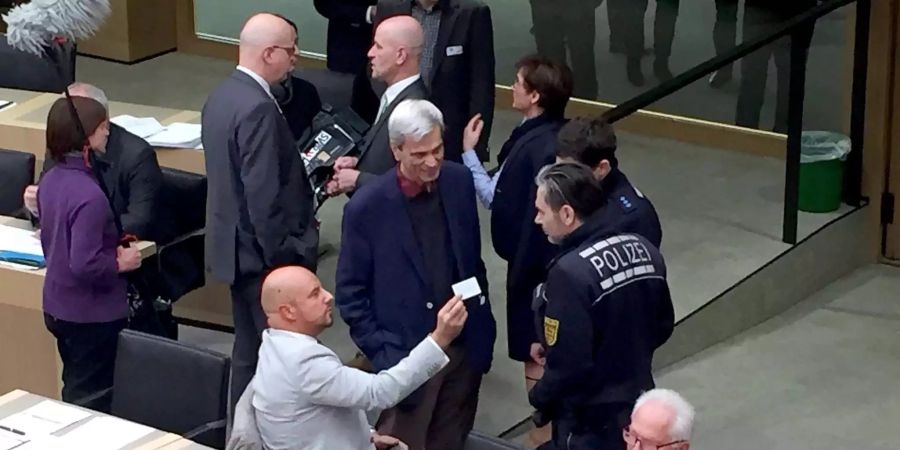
[336,99,496,450]
[624,389,694,450]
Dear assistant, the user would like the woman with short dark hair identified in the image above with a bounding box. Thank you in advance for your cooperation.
[39,96,142,412]
[460,55,573,446]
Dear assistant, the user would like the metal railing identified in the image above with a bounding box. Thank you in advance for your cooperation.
[601,0,870,244]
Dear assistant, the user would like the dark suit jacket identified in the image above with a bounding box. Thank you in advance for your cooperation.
[490,118,563,359]
[375,0,496,162]
[272,74,322,144]
[356,78,428,188]
[335,162,496,373]
[314,0,377,74]
[202,70,319,284]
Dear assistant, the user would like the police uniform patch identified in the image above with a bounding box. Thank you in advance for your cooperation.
[544,317,560,346]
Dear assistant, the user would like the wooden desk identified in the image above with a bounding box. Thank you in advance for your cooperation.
[0,216,154,398]
[0,87,206,175]
[77,0,177,63]
[0,389,213,449]
[0,88,231,328]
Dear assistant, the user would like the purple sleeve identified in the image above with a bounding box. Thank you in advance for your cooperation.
[67,197,119,282]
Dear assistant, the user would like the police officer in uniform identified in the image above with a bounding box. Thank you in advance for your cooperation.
[529,162,674,449]
[556,117,662,248]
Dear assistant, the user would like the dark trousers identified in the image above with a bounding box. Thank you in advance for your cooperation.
[713,0,739,72]
[538,402,631,450]
[229,275,266,417]
[44,314,127,413]
[530,0,599,99]
[736,8,814,132]
[377,345,483,450]
[613,0,680,64]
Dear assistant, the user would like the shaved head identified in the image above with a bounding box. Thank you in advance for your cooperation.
[237,13,298,84]
[240,13,294,48]
[377,16,424,51]
[368,15,423,84]
[261,266,334,335]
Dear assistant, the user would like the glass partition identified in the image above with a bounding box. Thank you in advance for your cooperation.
[191,1,852,132]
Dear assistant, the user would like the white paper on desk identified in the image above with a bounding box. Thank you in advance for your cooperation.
[146,122,202,148]
[0,224,43,257]
[110,115,165,139]
[0,429,27,450]
[0,101,14,112]
[0,401,90,437]
[55,417,153,450]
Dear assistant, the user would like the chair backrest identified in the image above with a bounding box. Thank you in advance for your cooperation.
[111,329,230,448]
[0,148,35,215]
[160,167,207,238]
[464,430,526,450]
[0,34,75,92]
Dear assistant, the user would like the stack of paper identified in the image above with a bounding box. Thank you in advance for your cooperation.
[0,429,27,450]
[109,116,203,149]
[146,122,203,149]
[110,115,165,139]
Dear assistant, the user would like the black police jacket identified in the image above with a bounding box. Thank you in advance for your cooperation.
[529,210,675,418]
[601,168,662,248]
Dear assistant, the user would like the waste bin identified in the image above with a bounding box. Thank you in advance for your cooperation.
[798,131,851,213]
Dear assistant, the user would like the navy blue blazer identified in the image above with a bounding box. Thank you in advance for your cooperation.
[335,162,496,374]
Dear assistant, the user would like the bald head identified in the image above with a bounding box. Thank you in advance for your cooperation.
[238,13,298,84]
[240,13,294,49]
[261,266,335,335]
[261,266,315,314]
[368,15,424,84]
[378,16,424,51]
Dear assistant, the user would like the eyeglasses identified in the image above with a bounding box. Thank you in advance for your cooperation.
[622,426,686,450]
[270,44,298,56]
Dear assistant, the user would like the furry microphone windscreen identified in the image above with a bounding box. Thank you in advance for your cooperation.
[3,0,111,56]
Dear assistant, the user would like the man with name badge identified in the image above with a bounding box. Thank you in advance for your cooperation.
[529,162,674,450]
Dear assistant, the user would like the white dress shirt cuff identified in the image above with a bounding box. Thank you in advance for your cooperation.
[424,336,451,366]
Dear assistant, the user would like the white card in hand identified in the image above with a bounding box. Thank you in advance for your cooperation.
[452,277,481,300]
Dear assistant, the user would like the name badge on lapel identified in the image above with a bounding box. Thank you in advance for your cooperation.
[446,45,464,56]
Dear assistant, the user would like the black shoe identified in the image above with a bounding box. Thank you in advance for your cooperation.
[654,60,673,81]
[627,61,645,86]
[709,69,732,88]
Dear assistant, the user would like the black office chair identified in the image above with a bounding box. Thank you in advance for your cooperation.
[0,148,35,216]
[156,167,207,301]
[110,329,230,449]
[465,430,527,450]
[0,33,75,92]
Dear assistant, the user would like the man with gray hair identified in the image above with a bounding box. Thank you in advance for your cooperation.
[530,161,674,450]
[623,389,694,450]
[336,99,496,450]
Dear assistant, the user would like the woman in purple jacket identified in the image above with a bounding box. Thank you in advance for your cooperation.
[38,96,142,412]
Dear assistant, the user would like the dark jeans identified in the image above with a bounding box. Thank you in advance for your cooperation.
[530,0,599,99]
[44,314,127,413]
[229,275,266,418]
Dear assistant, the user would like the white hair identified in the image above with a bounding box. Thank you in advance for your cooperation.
[387,99,444,147]
[633,389,695,441]
[68,82,109,110]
